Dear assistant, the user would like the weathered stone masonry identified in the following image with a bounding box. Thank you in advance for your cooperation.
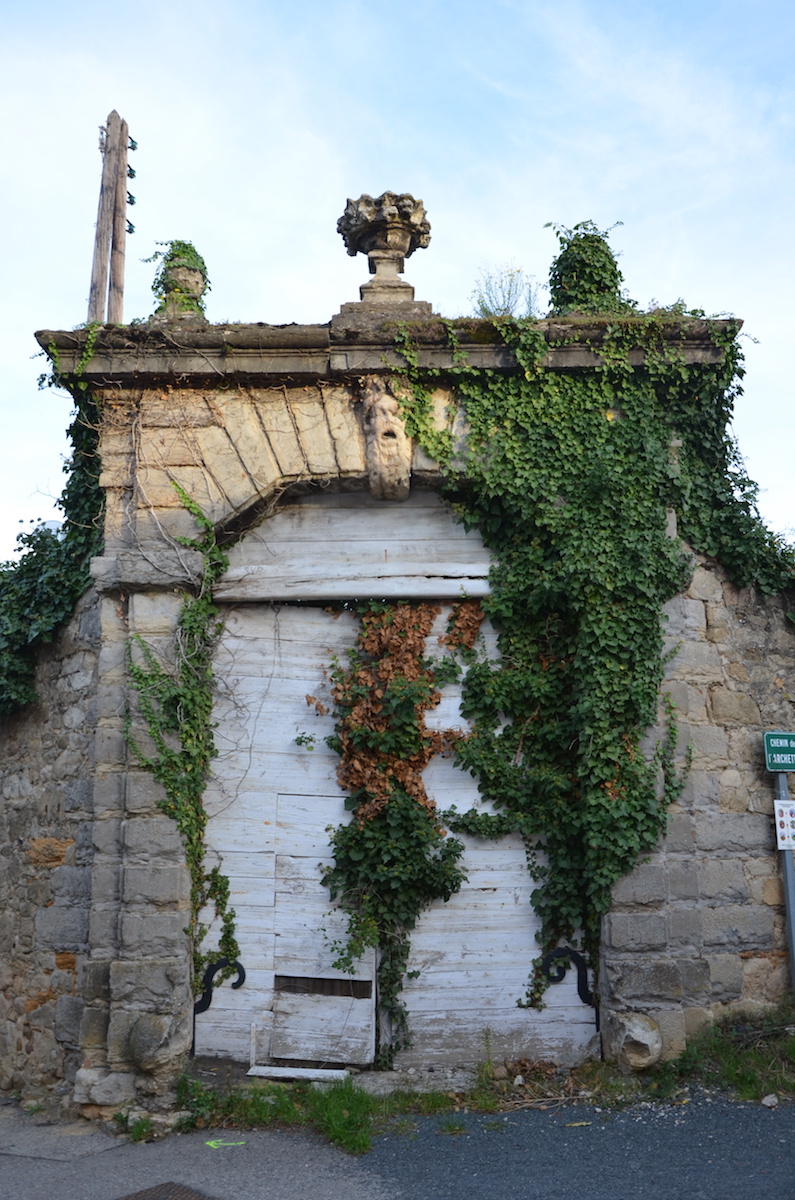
[2,230,793,1112]
[0,590,99,1100]
[601,559,795,1057]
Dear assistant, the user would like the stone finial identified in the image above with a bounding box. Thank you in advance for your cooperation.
[336,192,431,306]
[150,240,209,323]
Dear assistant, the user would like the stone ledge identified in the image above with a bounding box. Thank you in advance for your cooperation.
[91,550,204,592]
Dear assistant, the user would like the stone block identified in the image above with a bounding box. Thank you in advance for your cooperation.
[125,772,168,815]
[128,1010,192,1072]
[683,1006,713,1041]
[135,507,206,548]
[611,863,666,907]
[94,682,127,723]
[757,876,784,907]
[51,866,91,904]
[689,725,729,769]
[120,912,190,959]
[701,904,775,949]
[323,387,366,474]
[605,959,683,1003]
[695,813,773,853]
[747,789,775,816]
[727,727,761,769]
[55,995,84,1046]
[668,909,703,950]
[128,592,183,636]
[94,726,128,767]
[122,817,184,864]
[710,687,761,726]
[295,401,341,477]
[74,1067,137,1107]
[604,914,667,951]
[63,778,93,813]
[122,865,191,906]
[89,909,122,956]
[662,597,706,639]
[260,395,308,477]
[217,396,281,488]
[687,567,723,603]
[110,958,191,1009]
[91,865,121,905]
[678,770,719,813]
[79,1007,110,1048]
[662,812,695,853]
[93,817,122,857]
[79,960,111,1003]
[667,859,699,901]
[107,1009,137,1063]
[679,957,710,1001]
[0,912,14,954]
[650,1008,687,1060]
[700,859,749,902]
[661,681,690,716]
[664,639,723,683]
[35,907,89,952]
[741,954,789,1005]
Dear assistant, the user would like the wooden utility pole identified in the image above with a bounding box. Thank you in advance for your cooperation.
[88,111,134,324]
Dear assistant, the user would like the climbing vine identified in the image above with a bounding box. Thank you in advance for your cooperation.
[146,239,210,315]
[323,223,795,1034]
[321,600,483,1064]
[126,485,239,991]
[0,327,103,716]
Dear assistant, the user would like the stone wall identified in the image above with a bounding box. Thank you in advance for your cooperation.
[0,589,99,1108]
[601,556,795,1060]
[5,314,789,1111]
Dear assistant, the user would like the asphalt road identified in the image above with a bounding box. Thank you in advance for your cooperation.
[2,1094,794,1200]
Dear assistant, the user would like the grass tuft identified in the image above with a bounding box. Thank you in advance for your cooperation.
[175,1003,795,1155]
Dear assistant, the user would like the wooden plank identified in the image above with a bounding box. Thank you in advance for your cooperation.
[88,111,121,323]
[270,993,375,1064]
[215,569,490,603]
[247,1066,350,1082]
[193,1015,253,1061]
[226,538,490,567]
[224,492,481,551]
[107,117,128,323]
[393,1009,597,1070]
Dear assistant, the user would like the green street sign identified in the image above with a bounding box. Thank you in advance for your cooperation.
[764,731,795,771]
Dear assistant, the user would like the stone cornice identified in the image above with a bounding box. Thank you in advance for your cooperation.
[36,316,740,387]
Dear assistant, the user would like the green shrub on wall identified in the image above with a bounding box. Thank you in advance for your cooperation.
[323,224,794,1052]
[0,333,103,716]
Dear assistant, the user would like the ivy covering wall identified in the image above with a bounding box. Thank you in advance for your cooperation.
[322,223,795,1060]
[0,335,103,715]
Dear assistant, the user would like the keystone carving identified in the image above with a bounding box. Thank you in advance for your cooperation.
[360,376,411,501]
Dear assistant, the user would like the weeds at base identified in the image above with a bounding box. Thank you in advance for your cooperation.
[175,1001,795,1155]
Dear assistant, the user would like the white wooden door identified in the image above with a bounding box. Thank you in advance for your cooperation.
[194,493,597,1067]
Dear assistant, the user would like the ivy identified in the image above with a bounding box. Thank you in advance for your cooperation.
[145,239,210,316]
[0,328,103,716]
[126,485,239,991]
[320,601,479,1065]
[323,223,794,1035]
[546,220,635,315]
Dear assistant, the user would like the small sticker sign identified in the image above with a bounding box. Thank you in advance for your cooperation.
[764,732,795,772]
[774,802,795,850]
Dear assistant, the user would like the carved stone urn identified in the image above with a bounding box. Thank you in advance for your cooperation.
[337,191,431,306]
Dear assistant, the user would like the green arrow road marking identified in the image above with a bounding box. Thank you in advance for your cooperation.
[205,1139,246,1148]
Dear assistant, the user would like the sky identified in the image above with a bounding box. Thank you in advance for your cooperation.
[0,0,792,559]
